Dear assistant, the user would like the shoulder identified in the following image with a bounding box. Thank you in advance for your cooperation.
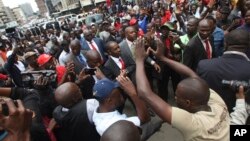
[187,36,199,47]
[171,107,197,138]
[104,58,113,66]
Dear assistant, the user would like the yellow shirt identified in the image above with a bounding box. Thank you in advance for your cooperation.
[171,89,230,141]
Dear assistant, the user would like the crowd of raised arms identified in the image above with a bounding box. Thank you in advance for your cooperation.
[0,0,250,141]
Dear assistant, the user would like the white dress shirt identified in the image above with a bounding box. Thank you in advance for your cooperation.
[110,56,123,69]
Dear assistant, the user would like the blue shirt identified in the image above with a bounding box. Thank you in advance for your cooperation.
[213,27,224,57]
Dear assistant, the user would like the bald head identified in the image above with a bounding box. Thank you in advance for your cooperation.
[55,82,82,108]
[198,19,212,40]
[225,29,249,52]
[101,120,140,141]
[85,50,102,68]
[70,39,81,55]
[125,26,137,41]
[177,78,210,107]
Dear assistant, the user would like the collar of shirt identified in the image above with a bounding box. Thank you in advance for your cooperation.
[110,56,122,69]
[223,51,250,61]
[126,38,133,48]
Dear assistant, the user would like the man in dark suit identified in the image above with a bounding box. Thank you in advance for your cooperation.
[81,29,107,62]
[119,26,161,84]
[65,39,87,74]
[197,29,250,113]
[183,19,216,71]
[103,41,128,80]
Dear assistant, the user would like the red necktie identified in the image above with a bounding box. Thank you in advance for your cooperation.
[90,42,97,51]
[205,39,211,59]
[119,58,126,70]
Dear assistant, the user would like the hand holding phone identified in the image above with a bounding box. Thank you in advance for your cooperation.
[84,68,97,75]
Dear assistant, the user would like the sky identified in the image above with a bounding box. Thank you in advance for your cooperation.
[2,0,38,12]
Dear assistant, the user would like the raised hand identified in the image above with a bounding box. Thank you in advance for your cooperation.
[0,100,32,141]
[148,38,165,60]
[116,75,137,97]
[134,37,148,62]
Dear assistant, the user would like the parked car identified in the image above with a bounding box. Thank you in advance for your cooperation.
[85,14,104,26]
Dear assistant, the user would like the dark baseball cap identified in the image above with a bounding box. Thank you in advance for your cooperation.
[93,79,120,100]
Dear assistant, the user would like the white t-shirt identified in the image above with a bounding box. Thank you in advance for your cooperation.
[171,89,230,141]
[93,109,140,135]
[59,50,69,66]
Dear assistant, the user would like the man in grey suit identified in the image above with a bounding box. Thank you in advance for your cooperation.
[65,39,87,74]
[119,26,161,84]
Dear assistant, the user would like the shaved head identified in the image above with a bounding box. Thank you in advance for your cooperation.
[176,78,210,108]
[225,29,249,52]
[101,120,140,141]
[55,82,82,108]
[85,50,102,68]
[70,39,81,55]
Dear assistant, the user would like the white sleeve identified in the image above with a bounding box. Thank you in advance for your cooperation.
[125,116,141,127]
[230,99,249,125]
[86,99,99,123]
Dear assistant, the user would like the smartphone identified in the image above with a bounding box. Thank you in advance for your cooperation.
[84,68,97,75]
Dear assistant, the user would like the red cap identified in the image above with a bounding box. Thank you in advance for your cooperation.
[129,18,137,26]
[37,54,52,66]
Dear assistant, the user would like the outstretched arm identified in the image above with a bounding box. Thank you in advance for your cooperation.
[134,38,172,123]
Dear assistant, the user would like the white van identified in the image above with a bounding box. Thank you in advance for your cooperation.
[56,14,77,22]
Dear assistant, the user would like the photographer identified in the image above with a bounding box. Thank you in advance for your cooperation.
[230,86,250,125]
[197,29,250,112]
[0,76,57,141]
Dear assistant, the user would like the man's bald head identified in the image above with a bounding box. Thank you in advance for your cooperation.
[225,29,249,52]
[55,82,82,108]
[176,78,210,111]
[70,39,81,55]
[198,19,212,40]
[125,26,137,41]
[101,120,140,141]
[70,39,81,46]
[85,50,102,68]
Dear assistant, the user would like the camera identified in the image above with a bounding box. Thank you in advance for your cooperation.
[21,70,57,88]
[222,80,250,92]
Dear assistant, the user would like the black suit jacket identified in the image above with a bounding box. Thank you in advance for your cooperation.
[197,53,250,112]
[103,57,121,81]
[183,35,216,71]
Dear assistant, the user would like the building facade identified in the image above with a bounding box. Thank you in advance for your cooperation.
[0,0,10,27]
[19,3,34,17]
[4,7,16,22]
[52,0,80,13]
[12,7,27,24]
[35,0,48,16]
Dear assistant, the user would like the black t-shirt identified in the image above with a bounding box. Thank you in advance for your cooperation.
[53,100,100,141]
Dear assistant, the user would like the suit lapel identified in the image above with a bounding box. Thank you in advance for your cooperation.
[122,40,134,61]
[196,36,207,58]
[108,58,121,76]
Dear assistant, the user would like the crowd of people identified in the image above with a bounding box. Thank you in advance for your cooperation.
[0,0,250,140]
